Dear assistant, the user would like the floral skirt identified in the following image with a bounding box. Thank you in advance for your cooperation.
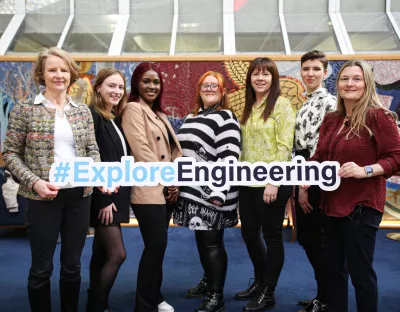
[173,198,238,230]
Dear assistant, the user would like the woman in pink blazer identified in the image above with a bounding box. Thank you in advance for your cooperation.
[122,62,182,312]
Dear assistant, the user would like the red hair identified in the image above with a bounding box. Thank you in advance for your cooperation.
[193,71,229,116]
[128,62,164,112]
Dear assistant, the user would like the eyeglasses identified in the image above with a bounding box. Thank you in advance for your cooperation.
[200,84,219,91]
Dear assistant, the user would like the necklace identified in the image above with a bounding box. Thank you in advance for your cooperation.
[202,103,220,116]
[56,109,64,118]
[344,115,351,126]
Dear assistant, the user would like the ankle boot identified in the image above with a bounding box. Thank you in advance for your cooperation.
[187,276,208,298]
[235,278,263,300]
[86,288,96,312]
[28,282,52,312]
[243,286,275,311]
[298,299,327,312]
[194,291,226,312]
[60,279,81,312]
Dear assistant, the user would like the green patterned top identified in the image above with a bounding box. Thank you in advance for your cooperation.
[241,96,296,180]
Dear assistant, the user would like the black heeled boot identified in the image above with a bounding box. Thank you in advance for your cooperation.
[86,288,96,312]
[187,276,208,298]
[235,278,263,300]
[194,291,226,312]
[28,283,52,312]
[243,286,275,311]
[298,299,327,312]
[60,279,81,312]
[298,299,314,307]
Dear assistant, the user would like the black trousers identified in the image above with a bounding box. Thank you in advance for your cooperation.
[325,205,382,312]
[132,204,171,312]
[26,188,91,312]
[295,185,326,286]
[239,185,292,288]
[195,229,227,293]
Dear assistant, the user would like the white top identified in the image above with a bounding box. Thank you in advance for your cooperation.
[34,93,77,162]
[110,119,128,157]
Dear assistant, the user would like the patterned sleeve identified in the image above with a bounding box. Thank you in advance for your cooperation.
[2,102,40,189]
[309,95,337,157]
[83,104,100,162]
[207,111,242,205]
[275,98,296,162]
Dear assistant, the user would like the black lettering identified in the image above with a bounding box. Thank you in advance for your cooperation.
[211,166,226,187]
[270,166,283,182]
[229,159,234,182]
[322,166,336,187]
[237,165,251,181]
[253,166,268,182]
[297,159,303,180]
[286,165,295,180]
[305,165,319,181]
[194,165,209,181]
[178,161,192,182]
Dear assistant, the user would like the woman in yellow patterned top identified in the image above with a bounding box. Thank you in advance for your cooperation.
[235,57,296,311]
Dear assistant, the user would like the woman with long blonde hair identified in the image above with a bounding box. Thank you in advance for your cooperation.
[304,59,400,312]
[87,68,131,312]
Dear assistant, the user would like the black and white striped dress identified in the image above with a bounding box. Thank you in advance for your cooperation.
[173,107,242,230]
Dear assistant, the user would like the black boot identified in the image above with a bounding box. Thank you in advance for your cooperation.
[187,276,208,298]
[60,279,81,312]
[194,291,226,312]
[298,299,327,312]
[86,288,96,312]
[243,286,275,311]
[28,282,52,312]
[235,278,263,300]
[298,299,314,306]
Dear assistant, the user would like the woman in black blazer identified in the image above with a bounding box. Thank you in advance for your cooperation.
[87,68,131,312]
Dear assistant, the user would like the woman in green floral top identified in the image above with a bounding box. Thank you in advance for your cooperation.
[235,57,296,311]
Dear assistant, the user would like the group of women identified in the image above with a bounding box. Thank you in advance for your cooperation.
[3,46,400,312]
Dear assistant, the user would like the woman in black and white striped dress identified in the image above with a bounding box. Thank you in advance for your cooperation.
[173,71,241,312]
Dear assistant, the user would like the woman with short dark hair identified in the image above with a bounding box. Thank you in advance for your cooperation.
[295,50,336,312]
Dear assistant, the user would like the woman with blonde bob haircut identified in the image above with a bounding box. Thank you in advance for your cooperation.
[87,68,131,312]
[174,71,241,312]
[3,47,100,312]
[304,59,400,312]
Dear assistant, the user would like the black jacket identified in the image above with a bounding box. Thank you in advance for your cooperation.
[90,107,131,226]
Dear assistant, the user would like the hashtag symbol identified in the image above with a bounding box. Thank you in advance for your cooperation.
[54,162,71,183]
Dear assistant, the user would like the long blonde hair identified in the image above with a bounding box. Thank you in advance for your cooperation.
[336,59,397,138]
[90,68,127,120]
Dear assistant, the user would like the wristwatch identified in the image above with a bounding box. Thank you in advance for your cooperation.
[364,166,373,177]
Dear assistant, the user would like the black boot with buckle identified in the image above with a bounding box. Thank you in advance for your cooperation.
[243,285,275,311]
[235,278,263,300]
[298,299,327,312]
[194,291,226,312]
[187,276,208,298]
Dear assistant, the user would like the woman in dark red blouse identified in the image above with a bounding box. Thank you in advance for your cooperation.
[300,59,400,312]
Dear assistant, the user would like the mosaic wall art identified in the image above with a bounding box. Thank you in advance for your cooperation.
[1,59,400,222]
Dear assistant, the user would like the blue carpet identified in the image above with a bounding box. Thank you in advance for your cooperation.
[0,227,400,312]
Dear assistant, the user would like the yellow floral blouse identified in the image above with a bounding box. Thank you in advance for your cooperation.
[241,96,296,183]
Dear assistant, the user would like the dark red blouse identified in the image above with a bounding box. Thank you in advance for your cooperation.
[310,108,400,217]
